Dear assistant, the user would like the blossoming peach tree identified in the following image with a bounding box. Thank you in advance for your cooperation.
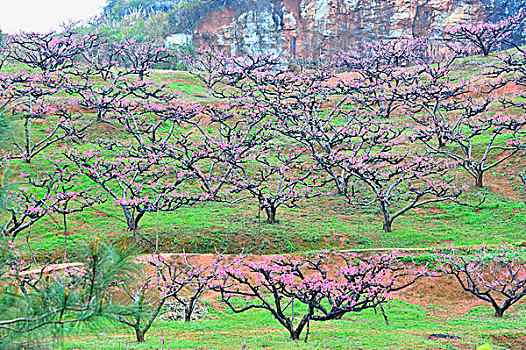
[441,12,526,56]
[435,246,526,317]
[211,251,427,342]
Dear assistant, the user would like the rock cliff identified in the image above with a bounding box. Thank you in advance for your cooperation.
[168,0,525,59]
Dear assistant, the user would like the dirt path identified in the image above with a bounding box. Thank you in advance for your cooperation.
[20,262,85,275]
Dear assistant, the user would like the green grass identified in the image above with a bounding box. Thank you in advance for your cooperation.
[38,299,526,349]
[14,188,524,261]
[153,70,213,101]
[5,118,522,257]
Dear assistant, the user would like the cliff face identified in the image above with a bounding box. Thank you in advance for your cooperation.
[173,0,526,58]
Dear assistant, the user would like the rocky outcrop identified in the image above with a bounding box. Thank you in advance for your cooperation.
[166,0,526,59]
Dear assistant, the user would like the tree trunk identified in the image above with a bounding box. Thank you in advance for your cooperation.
[265,206,278,224]
[380,202,392,233]
[289,315,309,341]
[126,217,136,232]
[494,300,512,318]
[475,171,484,188]
[134,211,146,231]
[184,291,204,322]
[122,206,145,232]
[185,305,193,322]
[289,329,301,340]
[332,311,346,320]
[135,327,145,342]
[437,136,445,149]
[121,206,135,232]
[185,295,196,322]
[380,305,389,325]
[63,212,68,260]
[383,220,393,233]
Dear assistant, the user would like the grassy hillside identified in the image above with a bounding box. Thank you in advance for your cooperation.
[2,60,525,261]
[2,50,526,349]
[47,292,526,349]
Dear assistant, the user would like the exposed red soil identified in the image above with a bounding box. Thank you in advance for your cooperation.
[399,274,490,318]
[484,154,526,202]
[492,81,524,97]
[21,262,85,276]
[491,334,526,349]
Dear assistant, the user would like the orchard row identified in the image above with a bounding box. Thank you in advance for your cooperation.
[1,242,525,343]
[1,30,525,243]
